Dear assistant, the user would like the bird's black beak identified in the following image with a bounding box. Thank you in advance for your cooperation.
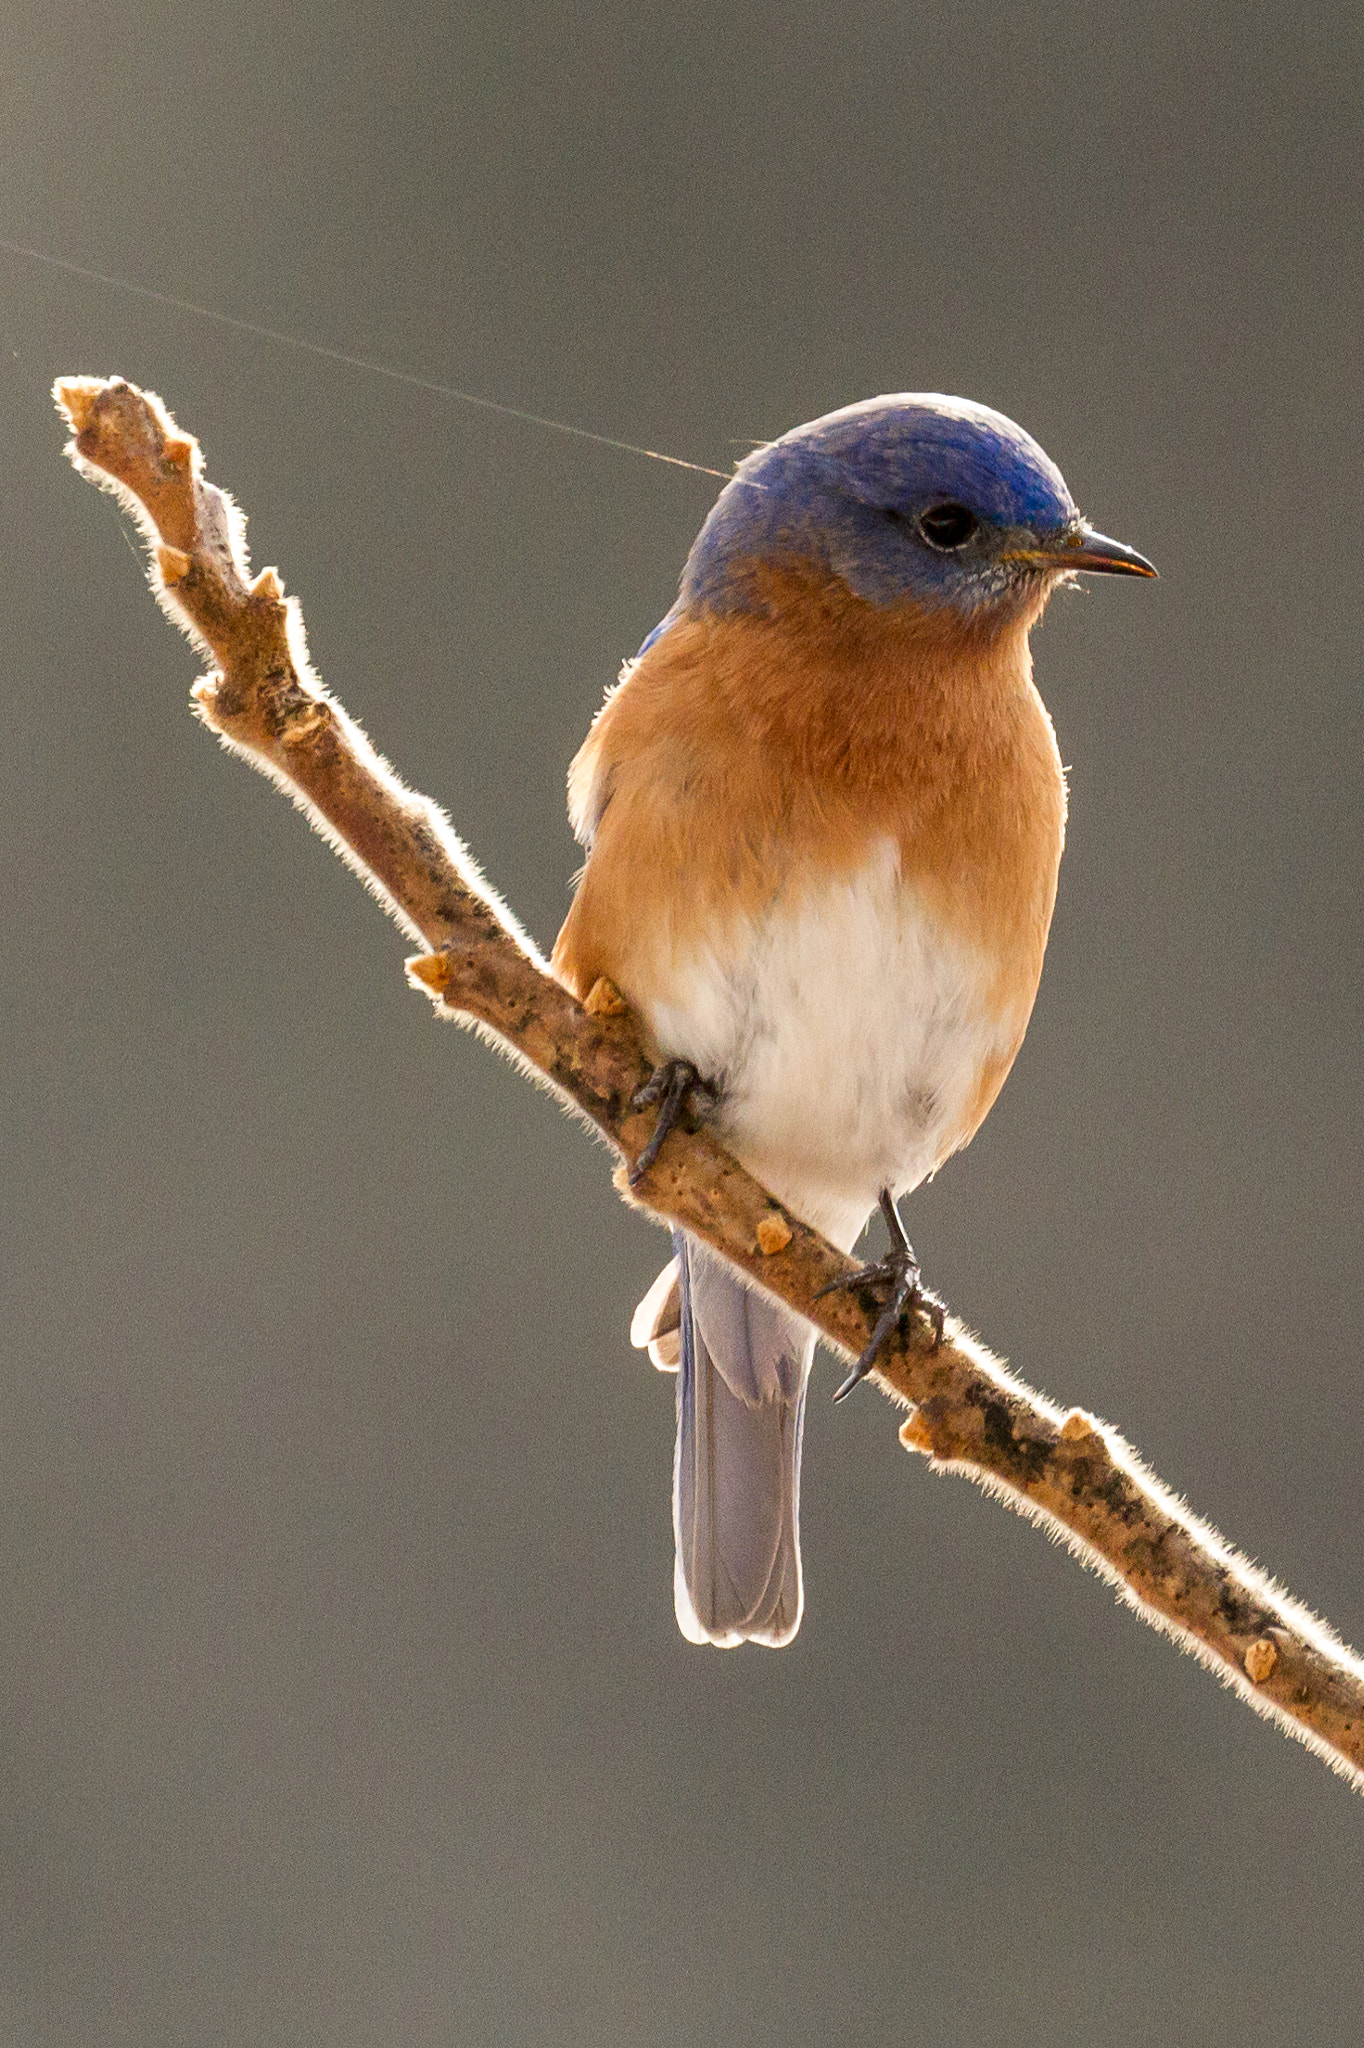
[1066,525,1158,577]
[1006,524,1158,578]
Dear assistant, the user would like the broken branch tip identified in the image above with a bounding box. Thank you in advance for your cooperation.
[1245,1638,1279,1683]
[406,951,453,997]
[583,976,628,1017]
[52,377,103,434]
[756,1213,793,1256]
[899,1412,935,1456]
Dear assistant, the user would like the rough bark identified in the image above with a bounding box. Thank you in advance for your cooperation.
[54,373,1364,1791]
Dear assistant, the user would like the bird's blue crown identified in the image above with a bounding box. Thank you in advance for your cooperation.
[673,394,1082,629]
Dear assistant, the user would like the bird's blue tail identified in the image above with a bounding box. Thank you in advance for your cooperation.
[672,1230,813,1647]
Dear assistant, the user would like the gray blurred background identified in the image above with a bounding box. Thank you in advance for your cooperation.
[2,4,1362,2042]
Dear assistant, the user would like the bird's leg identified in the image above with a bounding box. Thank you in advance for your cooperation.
[628,1059,717,1186]
[819,1189,945,1402]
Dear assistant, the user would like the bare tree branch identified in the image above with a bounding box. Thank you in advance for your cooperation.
[54,373,1364,1792]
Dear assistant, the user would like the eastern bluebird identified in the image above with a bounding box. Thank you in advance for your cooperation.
[552,394,1154,1648]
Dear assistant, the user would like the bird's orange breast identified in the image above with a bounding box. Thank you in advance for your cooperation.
[555,564,1066,1109]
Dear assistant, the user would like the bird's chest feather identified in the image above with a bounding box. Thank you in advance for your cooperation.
[642,839,1025,1243]
[552,587,1066,1242]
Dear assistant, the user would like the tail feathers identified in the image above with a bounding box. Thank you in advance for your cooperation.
[630,1256,682,1371]
[673,1232,813,1648]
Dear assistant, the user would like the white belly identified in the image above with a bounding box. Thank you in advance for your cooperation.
[643,839,1021,1250]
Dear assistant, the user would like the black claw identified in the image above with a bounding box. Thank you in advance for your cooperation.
[629,1059,714,1185]
[821,1190,944,1402]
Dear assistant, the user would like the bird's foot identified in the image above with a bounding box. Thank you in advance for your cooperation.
[628,1059,717,1186]
[819,1190,944,1402]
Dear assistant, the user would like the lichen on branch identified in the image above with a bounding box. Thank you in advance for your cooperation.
[54,373,1364,1792]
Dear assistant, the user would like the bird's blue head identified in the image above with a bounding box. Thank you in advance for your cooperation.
[674,394,1154,631]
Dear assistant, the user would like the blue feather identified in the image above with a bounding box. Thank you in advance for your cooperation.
[680,392,1079,620]
[672,1231,814,1649]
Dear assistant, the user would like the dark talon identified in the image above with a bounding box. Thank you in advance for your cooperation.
[629,1059,714,1185]
[821,1189,944,1402]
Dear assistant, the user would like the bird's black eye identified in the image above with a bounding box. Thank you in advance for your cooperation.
[916,502,979,551]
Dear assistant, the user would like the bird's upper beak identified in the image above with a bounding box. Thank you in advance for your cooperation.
[1006,524,1158,578]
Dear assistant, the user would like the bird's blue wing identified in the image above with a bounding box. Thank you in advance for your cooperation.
[672,1230,813,1647]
